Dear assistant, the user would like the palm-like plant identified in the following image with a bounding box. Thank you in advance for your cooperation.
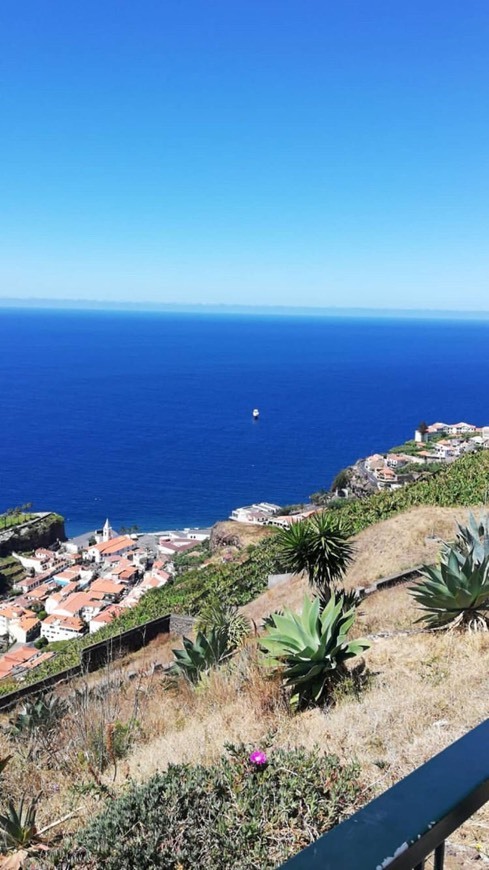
[410,548,489,631]
[277,513,354,601]
[260,594,369,710]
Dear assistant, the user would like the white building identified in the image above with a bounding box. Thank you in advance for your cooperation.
[41,614,84,642]
[9,613,40,644]
[229,502,281,524]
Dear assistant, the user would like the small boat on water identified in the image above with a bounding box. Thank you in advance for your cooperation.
[252,408,260,419]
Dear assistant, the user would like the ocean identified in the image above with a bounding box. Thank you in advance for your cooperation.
[1,308,489,537]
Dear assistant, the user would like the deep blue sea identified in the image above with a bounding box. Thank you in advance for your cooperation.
[1,309,489,537]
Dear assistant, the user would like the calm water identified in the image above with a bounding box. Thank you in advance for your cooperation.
[1,309,489,536]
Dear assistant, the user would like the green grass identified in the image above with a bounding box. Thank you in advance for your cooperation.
[0,512,34,531]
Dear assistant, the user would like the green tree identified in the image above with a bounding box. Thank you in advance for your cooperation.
[277,512,354,602]
[331,468,351,492]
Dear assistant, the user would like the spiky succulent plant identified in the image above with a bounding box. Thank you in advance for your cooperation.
[443,512,489,566]
[170,628,234,684]
[260,593,369,710]
[195,600,251,650]
[410,547,489,631]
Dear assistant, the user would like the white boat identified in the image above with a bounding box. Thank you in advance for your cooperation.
[252,408,260,419]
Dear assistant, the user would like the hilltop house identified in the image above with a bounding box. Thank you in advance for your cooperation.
[374,466,398,486]
[229,503,281,524]
[365,454,385,472]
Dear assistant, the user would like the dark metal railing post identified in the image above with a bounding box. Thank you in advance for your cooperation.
[434,841,445,870]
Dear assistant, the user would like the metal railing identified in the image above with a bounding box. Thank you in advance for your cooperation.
[279,718,489,869]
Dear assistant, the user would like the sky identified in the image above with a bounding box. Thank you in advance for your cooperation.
[1,1,488,311]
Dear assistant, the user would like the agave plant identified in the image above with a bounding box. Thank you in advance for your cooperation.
[195,599,251,650]
[442,513,489,566]
[410,548,489,630]
[170,628,234,684]
[277,512,354,602]
[0,795,40,851]
[260,594,370,710]
[9,692,67,739]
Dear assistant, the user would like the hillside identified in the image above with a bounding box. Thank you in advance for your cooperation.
[0,500,488,866]
[242,505,472,623]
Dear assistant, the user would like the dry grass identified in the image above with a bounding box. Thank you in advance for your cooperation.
[343,505,473,587]
[1,594,487,862]
[0,506,488,866]
[242,506,473,625]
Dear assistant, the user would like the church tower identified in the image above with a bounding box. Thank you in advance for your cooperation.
[103,518,111,542]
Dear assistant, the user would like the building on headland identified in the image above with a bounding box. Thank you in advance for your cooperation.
[229,503,281,524]
[414,421,481,443]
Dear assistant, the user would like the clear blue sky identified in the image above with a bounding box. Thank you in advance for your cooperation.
[1,1,488,310]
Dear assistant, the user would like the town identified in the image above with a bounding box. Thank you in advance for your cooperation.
[2,420,489,686]
[0,520,210,683]
[358,420,489,491]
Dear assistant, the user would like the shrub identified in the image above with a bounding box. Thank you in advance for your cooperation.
[56,745,362,869]
[260,594,370,710]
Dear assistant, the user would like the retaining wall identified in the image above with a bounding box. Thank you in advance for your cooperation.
[0,611,195,712]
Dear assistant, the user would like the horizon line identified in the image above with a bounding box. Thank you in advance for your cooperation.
[0,297,489,320]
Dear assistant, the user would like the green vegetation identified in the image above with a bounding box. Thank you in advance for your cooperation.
[387,440,421,456]
[171,601,251,683]
[261,594,369,710]
[170,629,234,683]
[277,512,354,601]
[327,450,489,534]
[0,504,33,531]
[171,541,209,575]
[397,461,443,476]
[0,794,40,851]
[57,745,362,869]
[0,556,25,596]
[410,514,489,630]
[331,467,352,491]
[195,600,251,648]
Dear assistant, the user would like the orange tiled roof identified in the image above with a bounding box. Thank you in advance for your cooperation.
[43,614,84,631]
[90,578,125,595]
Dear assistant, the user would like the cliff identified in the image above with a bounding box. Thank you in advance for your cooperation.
[0,512,65,557]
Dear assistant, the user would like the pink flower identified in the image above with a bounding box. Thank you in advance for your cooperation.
[249,749,268,767]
